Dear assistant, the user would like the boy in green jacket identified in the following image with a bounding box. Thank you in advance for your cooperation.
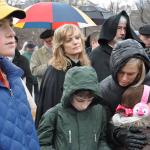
[37,66,111,150]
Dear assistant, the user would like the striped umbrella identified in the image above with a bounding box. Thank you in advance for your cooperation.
[15,2,96,29]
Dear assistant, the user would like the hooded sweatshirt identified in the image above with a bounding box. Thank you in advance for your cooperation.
[90,10,140,82]
[37,66,111,150]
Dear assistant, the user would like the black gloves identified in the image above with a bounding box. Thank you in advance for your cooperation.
[114,127,147,150]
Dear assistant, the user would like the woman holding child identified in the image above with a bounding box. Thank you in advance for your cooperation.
[99,39,150,150]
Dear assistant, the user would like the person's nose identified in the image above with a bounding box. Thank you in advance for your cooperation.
[120,28,126,35]
[121,74,128,81]
[72,38,78,45]
[119,27,126,35]
[6,25,15,38]
[81,101,90,110]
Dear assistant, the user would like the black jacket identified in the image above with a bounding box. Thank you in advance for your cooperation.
[90,10,140,82]
[35,60,81,128]
[12,49,33,94]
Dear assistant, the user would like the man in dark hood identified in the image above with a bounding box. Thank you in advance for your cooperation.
[90,10,139,82]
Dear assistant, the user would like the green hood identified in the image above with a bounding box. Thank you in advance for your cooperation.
[61,66,100,107]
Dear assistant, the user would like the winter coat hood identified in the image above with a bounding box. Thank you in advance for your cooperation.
[110,39,150,83]
[99,10,139,45]
[61,66,100,107]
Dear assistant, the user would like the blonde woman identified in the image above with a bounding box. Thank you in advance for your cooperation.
[35,24,90,128]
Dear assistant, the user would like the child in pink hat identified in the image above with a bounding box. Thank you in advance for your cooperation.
[112,84,150,150]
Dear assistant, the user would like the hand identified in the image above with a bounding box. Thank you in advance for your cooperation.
[115,127,147,150]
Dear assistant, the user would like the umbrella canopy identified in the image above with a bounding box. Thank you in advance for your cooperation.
[15,2,96,29]
[79,5,113,25]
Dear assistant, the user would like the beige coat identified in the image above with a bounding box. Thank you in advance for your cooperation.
[30,46,52,88]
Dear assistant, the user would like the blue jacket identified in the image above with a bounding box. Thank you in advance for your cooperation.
[0,57,39,150]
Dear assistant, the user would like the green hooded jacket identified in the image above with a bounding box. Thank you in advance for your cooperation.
[37,66,111,150]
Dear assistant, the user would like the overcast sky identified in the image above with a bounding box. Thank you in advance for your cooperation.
[89,0,137,9]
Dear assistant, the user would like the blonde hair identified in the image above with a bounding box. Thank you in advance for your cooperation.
[126,58,146,87]
[49,24,90,70]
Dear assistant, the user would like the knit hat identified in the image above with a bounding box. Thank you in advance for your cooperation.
[26,41,36,49]
[40,29,54,39]
[0,0,25,20]
[139,25,150,35]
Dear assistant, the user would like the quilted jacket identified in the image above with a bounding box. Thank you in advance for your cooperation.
[0,57,40,150]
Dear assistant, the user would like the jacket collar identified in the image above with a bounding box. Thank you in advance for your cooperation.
[42,46,52,55]
[102,44,113,55]
[0,57,23,79]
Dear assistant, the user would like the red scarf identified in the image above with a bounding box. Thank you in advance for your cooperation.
[0,68,10,88]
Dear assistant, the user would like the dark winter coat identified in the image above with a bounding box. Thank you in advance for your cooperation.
[90,10,140,82]
[35,60,81,128]
[37,66,111,150]
[0,57,39,150]
[12,49,33,94]
[99,39,150,115]
[99,39,150,149]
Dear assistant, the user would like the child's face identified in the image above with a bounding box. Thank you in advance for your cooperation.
[0,17,16,57]
[71,91,94,111]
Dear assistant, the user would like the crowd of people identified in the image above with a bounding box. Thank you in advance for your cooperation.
[0,0,150,149]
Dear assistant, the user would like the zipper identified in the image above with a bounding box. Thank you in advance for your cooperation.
[76,113,80,150]
[94,130,97,142]
[68,130,72,143]
[9,88,13,97]
[0,81,13,97]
